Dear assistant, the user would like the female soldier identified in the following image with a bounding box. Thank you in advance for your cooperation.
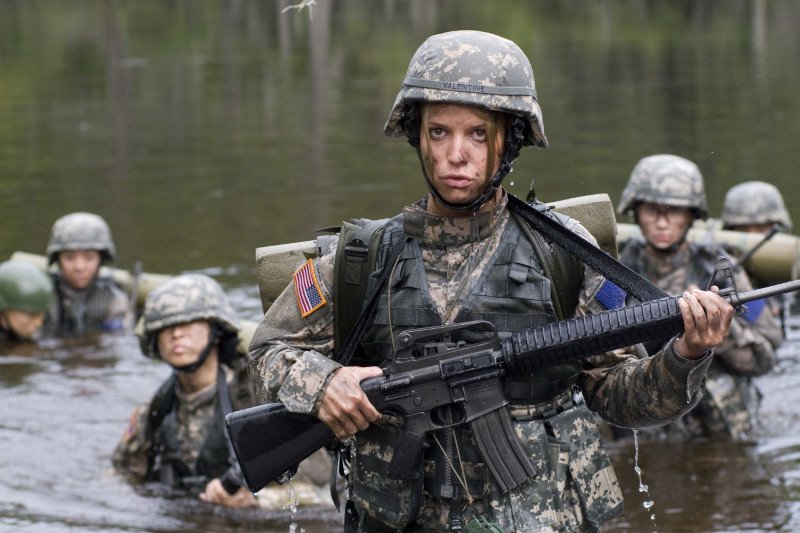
[45,212,130,336]
[618,155,778,441]
[112,274,257,508]
[250,31,733,531]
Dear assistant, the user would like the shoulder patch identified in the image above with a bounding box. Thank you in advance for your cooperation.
[741,298,766,323]
[294,259,328,317]
[595,279,626,309]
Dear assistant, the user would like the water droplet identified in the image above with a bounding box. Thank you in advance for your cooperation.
[509,181,515,186]
[643,500,654,509]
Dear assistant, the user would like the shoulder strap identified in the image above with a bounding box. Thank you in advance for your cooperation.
[511,211,581,320]
[333,219,390,359]
[507,194,668,302]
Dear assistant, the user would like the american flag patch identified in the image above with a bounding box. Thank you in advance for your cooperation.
[294,259,327,317]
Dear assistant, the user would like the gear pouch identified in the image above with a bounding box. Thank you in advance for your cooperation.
[350,423,424,530]
[546,404,624,527]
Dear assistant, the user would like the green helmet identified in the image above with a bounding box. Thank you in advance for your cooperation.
[384,30,547,149]
[139,274,240,358]
[46,212,117,265]
[0,260,54,313]
[722,181,793,231]
[617,154,709,220]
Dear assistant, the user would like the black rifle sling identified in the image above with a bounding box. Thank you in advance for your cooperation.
[507,194,668,302]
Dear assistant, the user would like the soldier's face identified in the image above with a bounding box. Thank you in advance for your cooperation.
[636,202,693,250]
[58,250,101,290]
[1,310,46,340]
[157,320,213,367]
[420,103,504,211]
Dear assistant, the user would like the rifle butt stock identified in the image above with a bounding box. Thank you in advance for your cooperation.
[225,403,334,493]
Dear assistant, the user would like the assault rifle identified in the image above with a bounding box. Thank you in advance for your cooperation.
[226,259,800,494]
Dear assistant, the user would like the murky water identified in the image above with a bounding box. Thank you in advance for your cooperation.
[2,1,800,531]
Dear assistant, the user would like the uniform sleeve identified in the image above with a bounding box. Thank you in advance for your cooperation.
[566,221,712,429]
[248,241,341,415]
[111,403,153,480]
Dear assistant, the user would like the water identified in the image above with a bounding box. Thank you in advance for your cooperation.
[2,1,800,531]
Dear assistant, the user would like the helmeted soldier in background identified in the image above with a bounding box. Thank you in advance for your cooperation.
[44,212,130,336]
[0,259,54,347]
[250,31,734,532]
[722,180,793,236]
[617,155,778,441]
[112,273,258,508]
[722,180,793,344]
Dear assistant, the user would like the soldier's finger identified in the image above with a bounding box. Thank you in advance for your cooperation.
[684,291,709,332]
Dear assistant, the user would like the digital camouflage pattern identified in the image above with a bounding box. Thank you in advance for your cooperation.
[111,364,255,484]
[250,191,714,532]
[46,212,117,264]
[618,238,778,440]
[722,180,793,231]
[0,260,54,313]
[46,274,129,336]
[140,274,240,357]
[384,30,548,149]
[617,154,709,219]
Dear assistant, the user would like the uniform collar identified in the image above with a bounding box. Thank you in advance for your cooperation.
[403,192,509,247]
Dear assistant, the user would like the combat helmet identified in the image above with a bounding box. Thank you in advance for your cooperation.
[618,154,709,220]
[0,260,54,313]
[722,181,793,232]
[139,274,240,367]
[46,212,117,265]
[384,30,547,212]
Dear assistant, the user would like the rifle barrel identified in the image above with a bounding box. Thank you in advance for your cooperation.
[735,279,800,305]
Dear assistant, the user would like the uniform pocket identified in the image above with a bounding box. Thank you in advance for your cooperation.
[350,424,424,530]
[545,404,624,527]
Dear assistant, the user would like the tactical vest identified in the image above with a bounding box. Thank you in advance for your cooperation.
[339,211,587,529]
[617,239,724,294]
[49,273,124,335]
[147,375,234,490]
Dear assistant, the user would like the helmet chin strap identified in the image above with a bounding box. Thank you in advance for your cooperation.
[405,108,527,213]
[154,324,220,373]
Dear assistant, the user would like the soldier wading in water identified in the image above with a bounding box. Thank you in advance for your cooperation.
[249,31,735,532]
[112,274,257,508]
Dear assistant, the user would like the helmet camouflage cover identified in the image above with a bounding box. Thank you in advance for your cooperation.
[618,154,709,219]
[384,30,548,148]
[139,274,240,357]
[722,180,793,231]
[0,260,54,313]
[46,212,117,264]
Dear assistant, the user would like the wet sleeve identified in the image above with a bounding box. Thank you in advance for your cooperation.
[111,403,153,480]
[574,252,712,429]
[248,242,341,415]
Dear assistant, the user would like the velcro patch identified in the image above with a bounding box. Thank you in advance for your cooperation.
[294,259,327,317]
[595,279,626,309]
[742,298,766,323]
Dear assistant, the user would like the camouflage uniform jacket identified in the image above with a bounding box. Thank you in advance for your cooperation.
[618,237,778,439]
[112,362,254,489]
[249,193,712,532]
[46,273,130,336]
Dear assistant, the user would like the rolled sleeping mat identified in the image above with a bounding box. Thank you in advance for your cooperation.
[255,194,620,312]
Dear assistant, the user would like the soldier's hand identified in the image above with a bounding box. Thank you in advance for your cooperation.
[674,287,734,360]
[199,478,258,508]
[318,365,383,440]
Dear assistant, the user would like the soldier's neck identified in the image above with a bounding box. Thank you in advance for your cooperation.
[176,350,219,394]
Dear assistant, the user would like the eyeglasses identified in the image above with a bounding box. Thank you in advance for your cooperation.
[637,203,691,222]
